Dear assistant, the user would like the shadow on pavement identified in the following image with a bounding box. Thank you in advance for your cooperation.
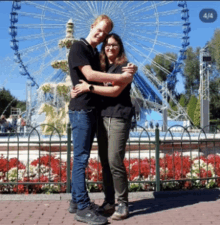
[128,189,220,217]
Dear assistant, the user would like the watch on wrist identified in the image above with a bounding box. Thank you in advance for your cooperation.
[89,84,94,92]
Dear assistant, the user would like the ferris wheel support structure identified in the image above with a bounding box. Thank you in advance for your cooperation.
[9,1,191,126]
[199,45,212,131]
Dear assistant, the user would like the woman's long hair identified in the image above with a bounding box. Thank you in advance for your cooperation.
[100,33,127,72]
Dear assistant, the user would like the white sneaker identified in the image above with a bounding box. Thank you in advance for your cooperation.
[111,202,129,220]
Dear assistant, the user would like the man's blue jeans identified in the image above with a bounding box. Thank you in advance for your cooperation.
[69,109,97,210]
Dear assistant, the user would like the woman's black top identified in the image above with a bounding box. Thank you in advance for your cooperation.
[101,62,133,120]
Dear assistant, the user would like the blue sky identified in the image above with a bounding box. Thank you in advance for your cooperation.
[0,1,219,102]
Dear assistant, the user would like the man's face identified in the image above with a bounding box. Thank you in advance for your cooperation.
[90,20,112,46]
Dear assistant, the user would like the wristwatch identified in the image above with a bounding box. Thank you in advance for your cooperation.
[89,84,94,92]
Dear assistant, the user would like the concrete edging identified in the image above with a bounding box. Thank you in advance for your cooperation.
[1,188,220,201]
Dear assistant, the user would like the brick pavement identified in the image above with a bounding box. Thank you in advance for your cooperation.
[1,190,220,225]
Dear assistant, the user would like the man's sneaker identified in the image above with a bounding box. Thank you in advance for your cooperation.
[68,200,77,213]
[75,203,108,225]
[111,202,129,220]
[97,200,115,214]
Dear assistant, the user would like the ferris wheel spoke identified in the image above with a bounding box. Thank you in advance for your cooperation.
[18,11,68,23]
[63,1,91,17]
[24,1,72,18]
[126,33,181,51]
[19,37,62,55]
[151,60,172,75]
[155,1,174,8]
[128,21,182,27]
[144,48,177,63]
[17,31,64,42]
[129,29,182,39]
[153,39,181,51]
[47,1,70,11]
[31,51,65,78]
[127,1,173,17]
[24,46,60,66]
[138,8,181,20]
[157,8,182,17]
[16,24,65,29]
[157,31,182,39]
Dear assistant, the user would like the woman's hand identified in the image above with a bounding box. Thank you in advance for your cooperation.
[71,79,90,98]
[122,63,138,74]
[71,87,78,98]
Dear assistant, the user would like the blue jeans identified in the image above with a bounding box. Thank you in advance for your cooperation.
[69,109,97,210]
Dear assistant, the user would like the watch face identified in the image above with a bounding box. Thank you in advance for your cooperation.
[89,85,94,91]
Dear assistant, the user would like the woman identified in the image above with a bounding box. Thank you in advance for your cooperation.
[71,33,134,220]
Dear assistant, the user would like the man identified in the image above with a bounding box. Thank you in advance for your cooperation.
[68,15,135,225]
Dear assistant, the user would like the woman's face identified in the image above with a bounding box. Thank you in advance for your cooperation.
[104,37,120,63]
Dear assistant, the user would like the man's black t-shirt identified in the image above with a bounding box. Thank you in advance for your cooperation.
[68,38,101,110]
[101,62,133,120]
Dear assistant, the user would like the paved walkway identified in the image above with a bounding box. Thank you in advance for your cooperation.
[1,190,220,225]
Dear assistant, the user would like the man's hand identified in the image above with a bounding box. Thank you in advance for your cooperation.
[122,63,138,75]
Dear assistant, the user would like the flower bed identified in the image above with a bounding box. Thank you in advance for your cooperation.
[1,152,220,194]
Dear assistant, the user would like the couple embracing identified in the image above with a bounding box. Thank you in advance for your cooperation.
[68,15,137,225]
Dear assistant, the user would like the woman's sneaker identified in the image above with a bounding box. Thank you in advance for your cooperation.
[75,203,108,225]
[97,200,115,215]
[111,202,129,220]
[68,200,77,213]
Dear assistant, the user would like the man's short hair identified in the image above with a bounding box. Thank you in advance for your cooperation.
[93,15,114,31]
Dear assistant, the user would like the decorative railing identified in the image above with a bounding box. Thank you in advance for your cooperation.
[1,124,220,194]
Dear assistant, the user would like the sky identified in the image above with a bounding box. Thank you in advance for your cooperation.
[0,1,219,102]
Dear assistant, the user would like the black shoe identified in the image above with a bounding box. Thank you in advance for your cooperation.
[111,202,129,220]
[69,200,77,213]
[97,200,115,214]
[75,203,108,225]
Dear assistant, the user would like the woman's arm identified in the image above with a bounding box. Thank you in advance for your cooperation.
[71,80,128,98]
[78,62,136,84]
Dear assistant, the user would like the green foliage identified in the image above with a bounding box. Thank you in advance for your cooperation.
[57,85,70,102]
[41,85,51,93]
[187,95,198,123]
[168,99,178,119]
[169,99,177,111]
[209,78,220,120]
[15,101,26,113]
[179,94,188,108]
[0,88,14,117]
[0,88,25,117]
[144,52,178,94]
[194,96,200,127]
[40,104,67,135]
[183,47,200,98]
[207,28,220,71]
[41,184,60,194]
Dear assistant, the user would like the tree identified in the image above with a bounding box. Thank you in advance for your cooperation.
[209,78,220,120]
[179,94,188,108]
[207,28,220,71]
[0,88,26,118]
[15,101,26,114]
[194,96,200,127]
[187,95,198,123]
[0,88,14,117]
[145,52,178,95]
[183,47,200,99]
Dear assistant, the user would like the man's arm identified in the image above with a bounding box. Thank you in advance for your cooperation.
[79,65,133,84]
[72,80,128,98]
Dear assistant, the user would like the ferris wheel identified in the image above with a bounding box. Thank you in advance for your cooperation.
[9,0,191,120]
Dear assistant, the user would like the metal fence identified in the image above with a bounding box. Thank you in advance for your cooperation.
[0,123,220,194]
